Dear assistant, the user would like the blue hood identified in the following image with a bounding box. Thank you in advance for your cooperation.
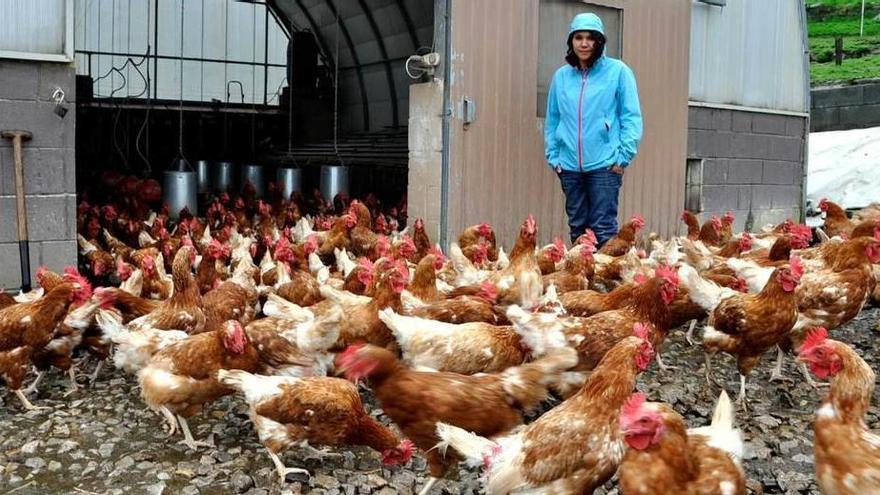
[569,13,604,37]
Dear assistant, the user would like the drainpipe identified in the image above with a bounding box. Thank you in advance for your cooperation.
[797,0,811,222]
[438,0,452,249]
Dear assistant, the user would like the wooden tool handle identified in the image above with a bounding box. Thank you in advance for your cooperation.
[11,135,29,241]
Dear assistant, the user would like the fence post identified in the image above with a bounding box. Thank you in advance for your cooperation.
[835,37,843,66]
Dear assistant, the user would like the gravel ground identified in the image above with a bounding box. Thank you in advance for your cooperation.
[1,308,878,495]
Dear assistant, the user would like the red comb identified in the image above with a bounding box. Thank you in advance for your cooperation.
[789,255,804,279]
[553,237,565,251]
[802,327,829,353]
[633,273,648,285]
[632,215,646,228]
[633,322,650,340]
[357,257,375,274]
[63,266,93,299]
[655,264,680,286]
[622,392,647,418]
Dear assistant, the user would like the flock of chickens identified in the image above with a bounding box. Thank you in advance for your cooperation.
[1,191,880,495]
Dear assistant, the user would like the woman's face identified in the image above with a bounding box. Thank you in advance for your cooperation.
[572,31,597,64]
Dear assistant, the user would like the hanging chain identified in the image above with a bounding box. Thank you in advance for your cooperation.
[333,10,344,167]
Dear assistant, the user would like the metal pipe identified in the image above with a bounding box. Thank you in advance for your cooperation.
[439,0,452,249]
[797,0,811,222]
[264,6,269,105]
[74,49,287,68]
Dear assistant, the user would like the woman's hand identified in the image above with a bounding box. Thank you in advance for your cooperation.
[555,165,562,175]
[610,164,624,175]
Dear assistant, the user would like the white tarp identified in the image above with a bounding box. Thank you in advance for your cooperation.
[807,126,880,210]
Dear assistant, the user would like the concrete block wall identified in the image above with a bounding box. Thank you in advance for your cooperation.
[811,82,880,132]
[0,60,77,290]
[687,106,806,233]
[407,80,444,245]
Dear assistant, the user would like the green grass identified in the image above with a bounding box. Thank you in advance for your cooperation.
[811,52,880,83]
[807,1,880,84]
[809,35,880,62]
[809,18,880,37]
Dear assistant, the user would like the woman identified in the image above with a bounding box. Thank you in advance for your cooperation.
[544,13,643,248]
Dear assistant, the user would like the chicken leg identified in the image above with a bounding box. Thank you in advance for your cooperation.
[799,361,829,389]
[768,347,793,383]
[63,367,79,397]
[176,415,215,450]
[22,371,45,395]
[704,352,718,387]
[655,353,678,372]
[267,450,310,483]
[159,406,178,437]
[684,319,697,346]
[14,389,49,411]
[736,374,749,412]
[298,442,343,461]
[89,360,104,385]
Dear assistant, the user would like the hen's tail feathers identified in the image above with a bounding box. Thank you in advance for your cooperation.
[678,264,726,312]
[690,389,744,463]
[711,389,734,430]
[434,423,496,468]
[95,309,126,342]
[217,369,293,405]
[501,347,579,411]
[262,294,315,322]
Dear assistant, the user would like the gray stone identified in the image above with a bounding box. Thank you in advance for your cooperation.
[314,473,341,490]
[25,457,46,470]
[48,460,62,472]
[115,455,135,471]
[231,470,255,493]
[146,481,167,495]
[98,443,115,458]
[20,440,40,455]
[181,486,200,495]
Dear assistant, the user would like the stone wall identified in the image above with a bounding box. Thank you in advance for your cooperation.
[0,60,77,290]
[811,82,880,132]
[687,106,806,232]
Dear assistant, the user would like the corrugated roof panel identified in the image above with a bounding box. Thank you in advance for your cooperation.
[689,0,808,113]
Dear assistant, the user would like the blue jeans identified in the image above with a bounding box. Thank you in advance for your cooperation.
[558,168,622,247]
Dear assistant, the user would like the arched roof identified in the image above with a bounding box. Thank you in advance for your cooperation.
[268,0,434,132]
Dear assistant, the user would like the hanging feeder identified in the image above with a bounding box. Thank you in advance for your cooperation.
[212,161,236,193]
[164,158,198,219]
[320,164,349,202]
[241,163,266,198]
[195,159,211,194]
[277,166,302,200]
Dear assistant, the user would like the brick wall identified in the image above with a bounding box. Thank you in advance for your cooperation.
[687,106,806,232]
[811,82,880,132]
[0,60,76,290]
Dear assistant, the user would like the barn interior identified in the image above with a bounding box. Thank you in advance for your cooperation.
[74,0,436,225]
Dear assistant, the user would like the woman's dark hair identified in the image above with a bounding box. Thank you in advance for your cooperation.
[566,30,606,68]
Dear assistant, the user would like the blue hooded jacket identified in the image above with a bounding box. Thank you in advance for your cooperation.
[544,13,643,173]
